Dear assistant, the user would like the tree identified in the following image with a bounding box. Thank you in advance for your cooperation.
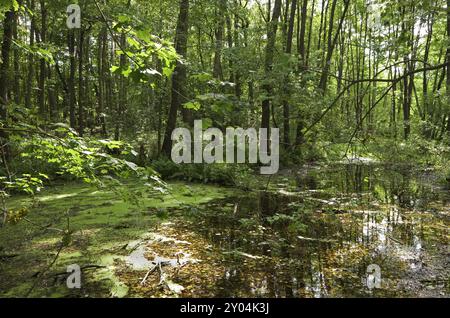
[0,0,448,168]
[162,0,190,157]
[282,0,297,147]
[447,0,450,135]
[261,0,282,131]
[318,0,350,92]
[0,8,15,161]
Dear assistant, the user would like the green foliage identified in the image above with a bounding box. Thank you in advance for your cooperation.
[445,168,450,187]
[1,174,46,195]
[367,136,450,167]
[110,21,179,86]
[0,0,19,16]
[1,124,167,224]
[14,124,145,182]
[151,158,253,188]
[13,40,55,65]
[155,208,169,219]
[266,213,296,226]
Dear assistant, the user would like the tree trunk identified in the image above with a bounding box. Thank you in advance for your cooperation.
[25,0,35,109]
[0,9,15,160]
[162,0,190,156]
[282,0,297,147]
[305,0,315,68]
[261,0,282,130]
[0,11,14,111]
[68,29,77,128]
[213,0,225,80]
[447,0,450,135]
[13,11,20,105]
[318,0,350,92]
[115,32,127,140]
[78,29,85,136]
[298,0,307,70]
[422,12,433,123]
[97,27,107,136]
[231,8,242,98]
[38,0,47,118]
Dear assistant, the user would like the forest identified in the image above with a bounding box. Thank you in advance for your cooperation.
[0,0,449,298]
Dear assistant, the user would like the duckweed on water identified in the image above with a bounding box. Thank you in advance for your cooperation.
[0,164,449,298]
[0,181,237,297]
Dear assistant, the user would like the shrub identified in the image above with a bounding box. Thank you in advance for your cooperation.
[150,158,254,188]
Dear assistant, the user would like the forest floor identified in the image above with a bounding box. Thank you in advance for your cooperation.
[0,163,449,298]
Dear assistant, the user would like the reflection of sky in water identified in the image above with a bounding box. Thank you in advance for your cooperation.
[360,204,425,271]
[188,164,449,297]
[250,277,268,296]
[306,271,327,298]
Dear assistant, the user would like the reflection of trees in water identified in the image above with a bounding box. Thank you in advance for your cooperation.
[189,164,448,297]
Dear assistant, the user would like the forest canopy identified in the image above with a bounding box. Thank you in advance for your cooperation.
[0,0,449,300]
[0,0,449,167]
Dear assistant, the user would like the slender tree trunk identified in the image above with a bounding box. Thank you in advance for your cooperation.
[261,0,282,130]
[97,27,107,136]
[422,12,434,123]
[78,29,85,136]
[0,9,15,160]
[105,33,113,136]
[68,29,77,128]
[114,0,131,140]
[213,0,225,80]
[0,11,14,104]
[305,0,315,68]
[317,0,326,51]
[401,6,416,140]
[282,0,297,147]
[232,6,242,98]
[298,0,307,70]
[447,0,450,134]
[295,0,308,143]
[38,0,47,119]
[47,64,56,121]
[242,17,254,109]
[115,32,126,140]
[25,0,35,109]
[162,0,190,156]
[318,0,350,92]
[13,11,20,105]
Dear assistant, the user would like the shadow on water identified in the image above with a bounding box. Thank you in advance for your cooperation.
[185,164,449,298]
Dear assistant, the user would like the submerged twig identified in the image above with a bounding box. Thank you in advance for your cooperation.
[140,264,158,286]
[51,265,106,278]
[26,242,64,297]
[23,217,63,233]
[25,210,71,297]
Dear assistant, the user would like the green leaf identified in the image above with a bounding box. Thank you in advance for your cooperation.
[110,65,120,73]
[12,0,19,11]
[183,101,201,111]
[126,37,140,49]
[124,161,139,171]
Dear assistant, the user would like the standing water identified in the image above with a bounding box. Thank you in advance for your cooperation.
[179,163,449,297]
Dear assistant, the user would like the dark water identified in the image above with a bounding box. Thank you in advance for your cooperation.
[186,164,449,298]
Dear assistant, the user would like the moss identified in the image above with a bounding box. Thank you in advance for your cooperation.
[0,180,239,298]
[1,282,34,298]
[93,261,129,298]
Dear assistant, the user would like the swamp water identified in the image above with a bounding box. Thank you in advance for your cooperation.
[0,164,448,298]
[179,164,449,297]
